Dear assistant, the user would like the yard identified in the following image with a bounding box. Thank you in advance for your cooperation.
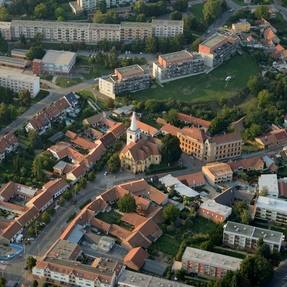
[150,234,180,257]
[191,3,204,22]
[135,53,259,103]
[55,76,83,88]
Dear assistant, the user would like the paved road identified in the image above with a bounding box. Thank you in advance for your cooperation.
[0,78,98,136]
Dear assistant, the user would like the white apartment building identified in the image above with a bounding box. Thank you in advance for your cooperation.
[75,0,135,12]
[0,20,183,44]
[258,174,279,198]
[0,68,40,97]
[255,196,287,225]
[152,19,184,38]
[223,221,284,252]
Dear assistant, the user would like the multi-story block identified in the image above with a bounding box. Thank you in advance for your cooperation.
[175,126,242,162]
[198,32,240,67]
[153,50,205,83]
[120,22,152,42]
[198,199,232,223]
[152,19,184,38]
[202,162,233,185]
[255,196,287,225]
[0,68,40,97]
[182,247,242,278]
[223,221,284,252]
[0,20,183,44]
[99,64,151,99]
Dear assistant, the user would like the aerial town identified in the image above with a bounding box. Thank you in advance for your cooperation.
[0,0,287,286]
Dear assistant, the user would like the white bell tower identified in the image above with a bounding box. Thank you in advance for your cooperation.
[127,112,141,144]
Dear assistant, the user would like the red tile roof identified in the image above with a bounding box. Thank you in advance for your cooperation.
[0,133,18,154]
[160,123,180,136]
[124,247,147,271]
[177,113,211,129]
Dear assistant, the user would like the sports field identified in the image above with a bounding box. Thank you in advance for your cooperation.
[135,53,259,103]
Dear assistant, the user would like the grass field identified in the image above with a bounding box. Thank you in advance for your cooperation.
[55,76,83,88]
[135,53,259,103]
[150,234,180,257]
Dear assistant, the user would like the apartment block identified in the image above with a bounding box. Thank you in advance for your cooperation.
[152,19,184,38]
[255,196,287,225]
[73,0,135,12]
[0,20,183,44]
[153,50,205,83]
[120,22,152,42]
[202,162,233,185]
[198,32,240,67]
[99,64,151,99]
[223,221,284,252]
[182,247,242,278]
[0,68,40,97]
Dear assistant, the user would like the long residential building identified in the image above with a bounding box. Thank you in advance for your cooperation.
[153,50,206,83]
[198,32,240,67]
[99,65,151,99]
[223,221,284,252]
[0,19,183,44]
[174,126,242,162]
[255,196,287,225]
[0,68,40,97]
[182,247,242,278]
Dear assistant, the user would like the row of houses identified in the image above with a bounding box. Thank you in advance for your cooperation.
[0,19,183,44]
[25,92,80,135]
[99,32,240,98]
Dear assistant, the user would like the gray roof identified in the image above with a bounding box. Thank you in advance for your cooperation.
[118,270,192,287]
[224,221,284,244]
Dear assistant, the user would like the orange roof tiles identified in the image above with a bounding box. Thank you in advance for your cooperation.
[121,213,147,227]
[181,127,206,142]
[177,171,206,187]
[136,120,159,137]
[160,123,180,136]
[124,247,147,271]
[177,112,211,129]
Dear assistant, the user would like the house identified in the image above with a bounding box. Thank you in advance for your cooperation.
[255,127,287,148]
[223,221,284,252]
[120,112,161,173]
[124,247,147,271]
[177,172,206,188]
[66,163,88,183]
[198,199,232,223]
[136,119,159,137]
[202,162,233,185]
[177,112,211,132]
[0,181,37,201]
[0,133,19,162]
[182,247,242,278]
[228,156,265,172]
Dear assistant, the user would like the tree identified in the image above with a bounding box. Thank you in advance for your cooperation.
[0,277,6,287]
[0,32,8,53]
[34,3,47,19]
[99,0,107,13]
[255,5,269,19]
[32,280,39,287]
[40,211,50,224]
[163,204,180,222]
[107,153,120,173]
[161,134,182,164]
[203,0,225,24]
[117,194,136,212]
[26,46,45,60]
[256,238,271,259]
[240,255,273,287]
[32,152,55,181]
[0,7,9,21]
[173,0,188,11]
[18,90,31,107]
[26,256,37,271]
[55,7,65,20]
[170,11,182,20]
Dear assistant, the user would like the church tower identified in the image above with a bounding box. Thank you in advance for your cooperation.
[127,112,141,144]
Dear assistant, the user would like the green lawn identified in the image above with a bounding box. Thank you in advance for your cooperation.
[55,76,83,88]
[135,53,259,103]
[150,234,180,257]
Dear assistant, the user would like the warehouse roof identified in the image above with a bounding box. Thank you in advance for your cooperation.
[42,50,76,66]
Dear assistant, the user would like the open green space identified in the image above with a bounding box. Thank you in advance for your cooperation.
[55,76,83,88]
[150,234,180,257]
[96,210,121,225]
[135,53,259,103]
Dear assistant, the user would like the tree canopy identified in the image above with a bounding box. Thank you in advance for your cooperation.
[117,194,136,213]
[161,134,182,164]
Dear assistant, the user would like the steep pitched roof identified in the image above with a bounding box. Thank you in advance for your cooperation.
[124,247,147,271]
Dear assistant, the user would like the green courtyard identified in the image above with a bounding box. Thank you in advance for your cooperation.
[135,53,259,103]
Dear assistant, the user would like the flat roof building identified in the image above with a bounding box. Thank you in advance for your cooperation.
[0,56,29,69]
[255,196,287,225]
[258,174,279,198]
[153,50,205,83]
[202,162,233,185]
[0,68,40,97]
[99,64,151,99]
[182,247,242,278]
[39,50,76,74]
[223,221,284,252]
[11,49,29,59]
[198,199,232,223]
